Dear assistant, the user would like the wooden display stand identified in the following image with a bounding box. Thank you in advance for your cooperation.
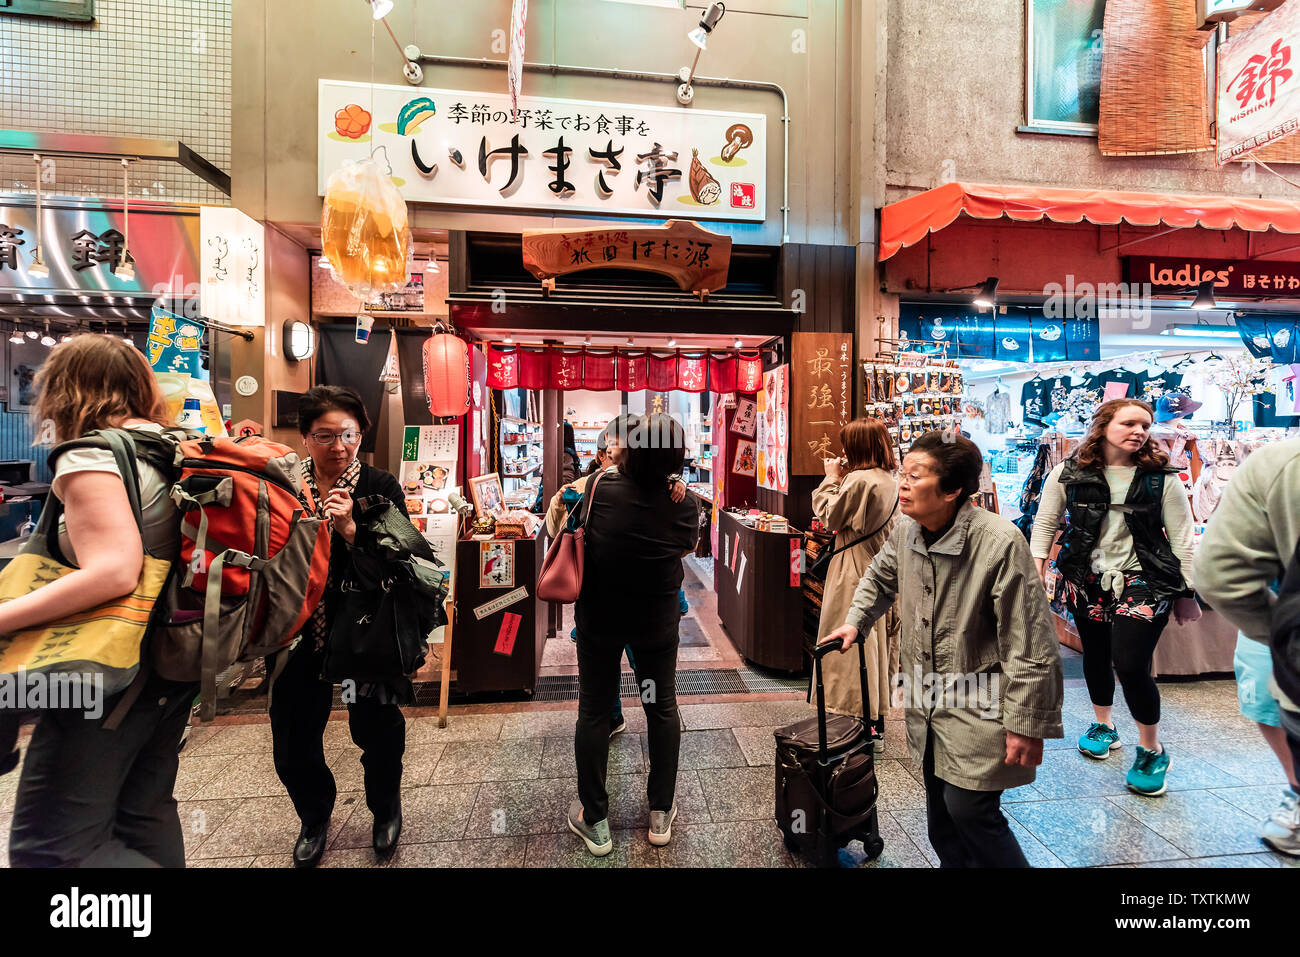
[715,510,805,673]
[449,534,548,695]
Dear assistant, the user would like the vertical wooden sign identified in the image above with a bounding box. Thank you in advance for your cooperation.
[792,332,855,475]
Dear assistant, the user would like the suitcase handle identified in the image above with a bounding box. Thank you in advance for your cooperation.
[810,633,870,762]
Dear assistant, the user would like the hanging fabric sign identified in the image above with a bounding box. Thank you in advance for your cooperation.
[147,306,206,379]
[618,351,649,391]
[518,348,550,390]
[550,350,584,390]
[583,351,617,391]
[709,352,737,394]
[677,354,708,393]
[736,352,764,393]
[486,344,519,390]
[648,353,678,392]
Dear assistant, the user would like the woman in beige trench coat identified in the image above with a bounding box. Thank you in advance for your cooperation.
[812,418,899,739]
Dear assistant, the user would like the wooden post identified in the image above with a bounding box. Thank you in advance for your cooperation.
[437,541,458,728]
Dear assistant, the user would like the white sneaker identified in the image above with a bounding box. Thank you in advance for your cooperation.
[648,804,677,847]
[1260,789,1300,857]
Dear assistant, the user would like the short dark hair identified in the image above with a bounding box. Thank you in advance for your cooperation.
[907,431,982,505]
[298,385,371,436]
[620,413,685,490]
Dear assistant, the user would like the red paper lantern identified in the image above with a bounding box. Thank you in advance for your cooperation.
[423,332,472,417]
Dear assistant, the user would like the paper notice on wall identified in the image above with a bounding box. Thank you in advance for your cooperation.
[494,612,522,657]
[474,586,529,620]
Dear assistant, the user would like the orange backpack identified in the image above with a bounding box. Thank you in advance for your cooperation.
[118,429,332,719]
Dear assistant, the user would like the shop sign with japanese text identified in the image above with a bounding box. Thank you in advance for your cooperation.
[1124,255,1300,297]
[318,80,766,223]
[200,206,265,327]
[791,332,854,475]
[1217,0,1300,164]
[0,203,199,294]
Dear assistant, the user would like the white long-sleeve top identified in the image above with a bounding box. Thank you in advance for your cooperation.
[1029,462,1196,594]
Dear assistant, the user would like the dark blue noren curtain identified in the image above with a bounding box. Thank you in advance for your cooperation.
[955,315,996,359]
[1031,317,1068,362]
[395,328,434,427]
[316,325,392,454]
[1235,316,1274,359]
[994,315,1032,361]
[1265,320,1299,365]
[1064,319,1100,361]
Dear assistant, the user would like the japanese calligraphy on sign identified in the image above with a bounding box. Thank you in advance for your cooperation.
[757,364,789,493]
[521,220,732,296]
[319,80,766,222]
[200,206,265,327]
[1217,1,1300,164]
[792,333,854,476]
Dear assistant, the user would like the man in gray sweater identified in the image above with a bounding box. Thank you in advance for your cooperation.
[1196,437,1300,857]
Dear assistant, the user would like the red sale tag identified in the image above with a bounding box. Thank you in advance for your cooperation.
[494,612,522,657]
[790,537,801,588]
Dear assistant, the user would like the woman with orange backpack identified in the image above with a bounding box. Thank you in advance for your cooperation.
[6,335,195,867]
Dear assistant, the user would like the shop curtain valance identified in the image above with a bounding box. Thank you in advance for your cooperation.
[485,344,762,393]
[1235,315,1300,364]
[899,310,1100,363]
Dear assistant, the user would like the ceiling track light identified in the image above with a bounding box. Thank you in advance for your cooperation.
[677,2,726,105]
[40,321,55,347]
[9,327,23,345]
[117,158,135,281]
[1192,277,1217,311]
[28,154,49,279]
[972,276,999,309]
[424,253,441,274]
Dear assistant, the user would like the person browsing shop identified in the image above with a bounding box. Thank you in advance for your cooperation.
[823,432,1064,868]
[1030,398,1199,797]
[566,413,699,857]
[812,418,899,747]
[269,386,412,868]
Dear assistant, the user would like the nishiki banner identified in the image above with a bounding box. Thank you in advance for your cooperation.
[1217,1,1300,164]
[318,80,766,222]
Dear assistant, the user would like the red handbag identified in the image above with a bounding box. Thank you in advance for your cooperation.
[536,469,606,604]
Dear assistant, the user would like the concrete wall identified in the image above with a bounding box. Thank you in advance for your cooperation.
[0,0,231,205]
[884,0,1295,203]
[232,0,876,247]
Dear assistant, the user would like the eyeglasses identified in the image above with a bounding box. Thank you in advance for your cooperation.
[898,469,933,487]
[309,429,362,447]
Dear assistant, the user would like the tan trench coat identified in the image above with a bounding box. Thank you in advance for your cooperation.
[843,502,1064,791]
[812,469,899,720]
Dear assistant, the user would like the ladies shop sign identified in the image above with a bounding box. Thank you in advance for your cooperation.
[318,80,766,223]
[1124,255,1300,297]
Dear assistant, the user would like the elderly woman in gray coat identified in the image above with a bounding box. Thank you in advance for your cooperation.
[824,432,1064,867]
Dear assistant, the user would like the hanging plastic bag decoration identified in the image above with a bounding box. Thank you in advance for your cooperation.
[321,156,411,302]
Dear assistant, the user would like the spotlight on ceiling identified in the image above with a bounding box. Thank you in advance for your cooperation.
[368,0,393,19]
[1192,278,1217,311]
[424,254,441,274]
[40,322,55,347]
[972,277,999,309]
[9,329,23,345]
[25,329,38,340]
[677,2,726,104]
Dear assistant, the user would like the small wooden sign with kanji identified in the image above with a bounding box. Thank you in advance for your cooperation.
[521,219,732,299]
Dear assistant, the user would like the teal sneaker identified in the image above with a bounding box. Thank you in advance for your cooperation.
[1127,746,1171,796]
[1077,722,1121,759]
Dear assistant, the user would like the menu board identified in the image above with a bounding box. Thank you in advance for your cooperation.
[400,425,459,641]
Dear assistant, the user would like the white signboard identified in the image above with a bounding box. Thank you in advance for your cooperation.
[1200,0,1285,27]
[318,80,766,222]
[200,206,265,327]
[1217,2,1300,164]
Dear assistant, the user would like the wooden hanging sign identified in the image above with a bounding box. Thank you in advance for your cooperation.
[521,219,732,299]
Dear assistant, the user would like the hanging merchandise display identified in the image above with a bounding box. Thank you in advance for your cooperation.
[861,354,966,460]
[985,383,1011,434]
[320,157,412,301]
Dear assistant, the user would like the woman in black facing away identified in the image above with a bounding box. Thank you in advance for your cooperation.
[567,413,699,857]
[271,386,409,867]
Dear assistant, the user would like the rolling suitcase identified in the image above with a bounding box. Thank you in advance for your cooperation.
[774,634,883,867]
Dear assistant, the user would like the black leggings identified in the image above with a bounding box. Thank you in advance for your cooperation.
[1069,595,1169,727]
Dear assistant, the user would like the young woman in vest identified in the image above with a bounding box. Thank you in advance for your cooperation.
[7,335,195,867]
[1031,398,1200,796]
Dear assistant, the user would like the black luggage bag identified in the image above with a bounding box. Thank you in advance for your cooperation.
[774,634,883,867]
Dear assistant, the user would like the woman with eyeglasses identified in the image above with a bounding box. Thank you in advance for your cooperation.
[270,385,409,867]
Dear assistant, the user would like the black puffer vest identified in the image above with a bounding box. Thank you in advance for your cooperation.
[1054,459,1187,602]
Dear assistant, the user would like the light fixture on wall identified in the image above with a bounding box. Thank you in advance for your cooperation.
[367,0,393,19]
[1160,321,1239,339]
[733,337,742,348]
[40,322,55,347]
[424,253,441,274]
[362,0,425,84]
[117,159,136,281]
[283,319,316,362]
[25,329,38,340]
[677,2,726,105]
[1192,278,1217,311]
[668,337,677,347]
[9,328,23,346]
[28,154,49,279]
[972,277,999,309]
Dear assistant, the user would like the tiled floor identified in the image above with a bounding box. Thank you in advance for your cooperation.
[3,553,1298,868]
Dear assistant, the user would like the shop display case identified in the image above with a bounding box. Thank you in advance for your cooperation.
[715,509,805,673]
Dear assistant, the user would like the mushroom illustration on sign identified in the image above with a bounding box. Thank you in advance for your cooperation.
[689,149,721,205]
[720,123,754,163]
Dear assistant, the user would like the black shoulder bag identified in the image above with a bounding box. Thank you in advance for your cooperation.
[809,497,898,579]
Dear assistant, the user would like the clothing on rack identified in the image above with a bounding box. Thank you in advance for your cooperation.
[1083,369,1142,399]
[986,387,1011,434]
[1140,369,1184,403]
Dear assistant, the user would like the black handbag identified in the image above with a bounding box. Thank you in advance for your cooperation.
[320,497,448,684]
[809,497,898,579]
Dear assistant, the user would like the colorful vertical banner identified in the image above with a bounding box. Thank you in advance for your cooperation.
[757,364,789,493]
[147,306,206,379]
[791,332,853,475]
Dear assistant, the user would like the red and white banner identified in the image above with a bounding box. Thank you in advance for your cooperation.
[1217,1,1300,164]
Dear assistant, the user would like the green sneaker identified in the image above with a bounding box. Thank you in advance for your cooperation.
[1077,722,1121,759]
[566,800,613,857]
[1126,746,1171,796]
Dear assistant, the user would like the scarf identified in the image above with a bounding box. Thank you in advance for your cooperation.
[300,457,361,650]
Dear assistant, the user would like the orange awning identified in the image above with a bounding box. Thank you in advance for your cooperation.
[879,181,1300,260]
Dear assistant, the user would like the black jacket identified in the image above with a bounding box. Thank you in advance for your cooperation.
[327,463,407,592]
